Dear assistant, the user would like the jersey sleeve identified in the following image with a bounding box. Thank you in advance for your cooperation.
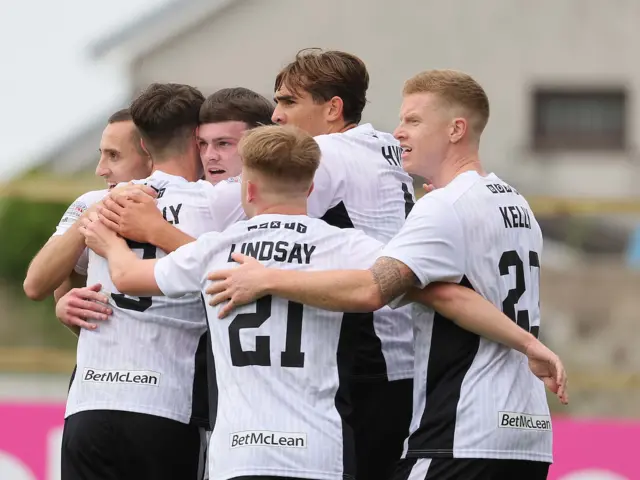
[381,195,466,289]
[344,229,384,269]
[52,190,106,237]
[199,179,246,232]
[307,136,344,218]
[154,232,220,298]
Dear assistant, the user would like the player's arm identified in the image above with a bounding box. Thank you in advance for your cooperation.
[80,212,161,296]
[23,197,100,300]
[99,188,195,253]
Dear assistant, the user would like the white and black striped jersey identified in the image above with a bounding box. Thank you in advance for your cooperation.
[155,214,383,480]
[308,124,416,382]
[65,170,244,426]
[382,171,552,463]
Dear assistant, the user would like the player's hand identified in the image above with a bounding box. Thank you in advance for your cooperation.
[98,188,161,243]
[79,212,126,257]
[206,253,268,318]
[524,340,569,405]
[422,183,435,194]
[109,183,157,198]
[56,283,112,331]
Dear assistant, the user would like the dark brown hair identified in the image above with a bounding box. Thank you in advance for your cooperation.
[130,83,205,158]
[239,125,320,191]
[107,108,133,123]
[274,48,369,125]
[199,87,274,128]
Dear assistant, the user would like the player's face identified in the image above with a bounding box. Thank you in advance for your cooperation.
[96,121,152,188]
[272,85,329,137]
[394,93,451,179]
[197,121,246,184]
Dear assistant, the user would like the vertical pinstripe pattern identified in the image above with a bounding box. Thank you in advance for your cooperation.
[156,215,383,480]
[310,124,415,381]
[385,172,552,463]
[65,171,242,425]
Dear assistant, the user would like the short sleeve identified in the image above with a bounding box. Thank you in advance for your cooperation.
[381,195,466,289]
[52,190,107,237]
[199,179,246,232]
[307,136,344,218]
[154,232,220,298]
[344,229,384,269]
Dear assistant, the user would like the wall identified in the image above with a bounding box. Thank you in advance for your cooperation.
[129,0,640,198]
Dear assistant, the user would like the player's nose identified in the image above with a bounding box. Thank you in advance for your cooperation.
[272,107,285,125]
[393,125,406,141]
[95,162,109,178]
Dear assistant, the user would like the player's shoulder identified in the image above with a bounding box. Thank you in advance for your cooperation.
[73,188,109,205]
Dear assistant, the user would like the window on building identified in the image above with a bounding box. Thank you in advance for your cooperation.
[532,89,627,151]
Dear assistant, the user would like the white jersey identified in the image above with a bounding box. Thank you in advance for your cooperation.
[382,171,552,463]
[155,214,383,480]
[65,170,244,425]
[51,189,109,275]
[310,124,416,381]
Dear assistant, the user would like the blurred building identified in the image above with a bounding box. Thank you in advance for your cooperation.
[21,0,640,414]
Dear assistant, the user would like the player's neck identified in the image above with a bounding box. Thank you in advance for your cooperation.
[430,151,485,188]
[324,121,357,135]
[252,203,307,217]
[151,156,201,182]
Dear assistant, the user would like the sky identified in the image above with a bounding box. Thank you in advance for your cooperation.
[0,0,172,181]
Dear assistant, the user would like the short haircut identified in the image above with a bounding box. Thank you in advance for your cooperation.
[199,87,274,128]
[130,83,205,159]
[239,125,320,192]
[106,108,145,156]
[274,48,369,125]
[107,108,133,123]
[403,69,490,136]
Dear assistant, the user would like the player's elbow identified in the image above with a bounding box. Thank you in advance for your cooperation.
[111,270,132,296]
[23,275,48,301]
[357,285,385,312]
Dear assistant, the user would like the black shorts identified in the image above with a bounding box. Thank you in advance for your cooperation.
[394,457,550,480]
[61,410,207,480]
[347,378,413,480]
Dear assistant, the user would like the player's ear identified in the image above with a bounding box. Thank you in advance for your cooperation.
[327,96,344,123]
[449,117,467,144]
[140,139,150,156]
[247,181,258,203]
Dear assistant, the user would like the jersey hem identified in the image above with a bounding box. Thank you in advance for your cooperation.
[65,403,191,425]
[211,466,354,480]
[404,448,553,463]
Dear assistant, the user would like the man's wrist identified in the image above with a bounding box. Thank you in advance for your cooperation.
[519,332,538,356]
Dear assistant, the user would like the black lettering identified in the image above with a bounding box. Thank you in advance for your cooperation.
[499,207,512,228]
[169,204,182,225]
[508,206,518,228]
[270,221,281,229]
[296,223,307,233]
[274,241,288,262]
[259,223,268,229]
[227,243,236,262]
[288,243,303,264]
[243,242,260,259]
[487,185,497,193]
[284,222,296,230]
[381,146,396,166]
[247,225,257,231]
[303,244,316,264]
[258,241,274,261]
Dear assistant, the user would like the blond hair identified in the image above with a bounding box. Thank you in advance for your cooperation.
[238,125,320,192]
[403,69,490,136]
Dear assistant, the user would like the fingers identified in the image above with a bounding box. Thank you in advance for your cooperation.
[208,291,231,307]
[103,196,125,215]
[86,283,103,292]
[422,183,435,194]
[207,270,233,282]
[555,359,569,404]
[218,299,235,319]
[67,306,110,322]
[205,279,227,295]
[98,212,120,232]
[230,253,258,264]
[65,314,98,330]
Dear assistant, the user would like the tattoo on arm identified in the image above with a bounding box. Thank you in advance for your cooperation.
[370,257,419,305]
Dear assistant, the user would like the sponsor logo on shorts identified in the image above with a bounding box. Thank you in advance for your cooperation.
[229,430,307,449]
[498,411,552,431]
[82,368,160,386]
